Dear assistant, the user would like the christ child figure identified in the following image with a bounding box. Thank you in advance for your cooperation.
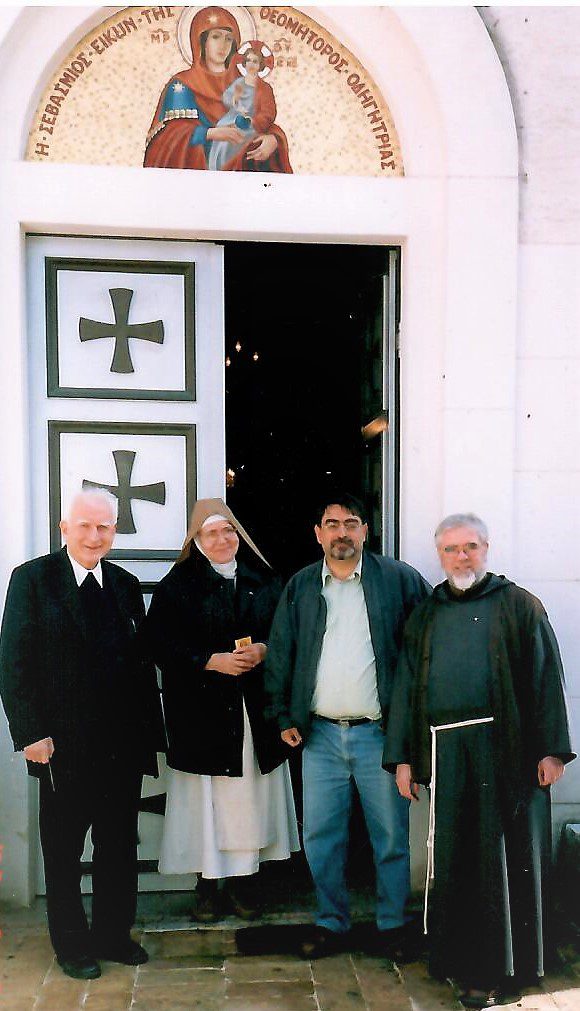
[208,41,277,171]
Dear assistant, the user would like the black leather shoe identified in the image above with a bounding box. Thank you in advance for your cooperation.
[460,986,520,1008]
[299,927,347,960]
[379,924,423,963]
[224,879,262,921]
[513,972,541,990]
[191,880,223,923]
[94,938,148,965]
[58,955,101,980]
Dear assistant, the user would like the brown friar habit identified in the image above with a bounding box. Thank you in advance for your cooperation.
[384,573,575,990]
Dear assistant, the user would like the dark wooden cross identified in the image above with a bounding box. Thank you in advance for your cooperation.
[79,288,164,374]
[83,450,166,534]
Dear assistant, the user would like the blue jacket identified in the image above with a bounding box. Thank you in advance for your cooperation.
[264,550,430,739]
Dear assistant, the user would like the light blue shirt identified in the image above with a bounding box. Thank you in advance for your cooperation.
[311,556,381,720]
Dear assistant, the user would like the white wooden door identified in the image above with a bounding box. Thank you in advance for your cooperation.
[27,234,225,892]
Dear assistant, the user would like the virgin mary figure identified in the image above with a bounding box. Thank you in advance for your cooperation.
[143,6,292,173]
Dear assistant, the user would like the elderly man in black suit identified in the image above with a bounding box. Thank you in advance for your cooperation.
[0,489,165,980]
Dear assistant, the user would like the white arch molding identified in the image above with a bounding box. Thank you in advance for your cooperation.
[0,6,518,905]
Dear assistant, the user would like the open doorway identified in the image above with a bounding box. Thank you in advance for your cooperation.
[224,241,400,580]
[223,239,401,895]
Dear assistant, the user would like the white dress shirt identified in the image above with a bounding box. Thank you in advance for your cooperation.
[311,556,381,720]
[67,550,103,588]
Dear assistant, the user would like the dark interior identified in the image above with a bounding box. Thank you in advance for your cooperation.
[223,241,396,881]
[224,240,393,579]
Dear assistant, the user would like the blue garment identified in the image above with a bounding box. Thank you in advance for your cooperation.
[208,77,258,171]
[265,549,429,936]
[157,79,212,151]
[265,551,431,737]
[158,79,197,118]
[303,717,411,933]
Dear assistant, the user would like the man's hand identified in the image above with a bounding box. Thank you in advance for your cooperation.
[281,727,302,747]
[395,763,420,801]
[205,652,254,676]
[245,134,278,162]
[23,737,54,763]
[538,756,565,787]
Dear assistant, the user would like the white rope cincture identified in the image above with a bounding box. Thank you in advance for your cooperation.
[423,715,494,935]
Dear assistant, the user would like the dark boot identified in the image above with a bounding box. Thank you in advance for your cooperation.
[191,878,222,923]
[224,874,262,920]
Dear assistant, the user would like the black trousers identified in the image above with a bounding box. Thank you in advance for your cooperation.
[38,763,142,960]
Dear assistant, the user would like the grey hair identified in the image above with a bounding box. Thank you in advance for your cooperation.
[64,488,118,523]
[434,513,488,545]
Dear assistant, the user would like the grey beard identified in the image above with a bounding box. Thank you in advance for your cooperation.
[448,570,485,592]
[330,543,355,559]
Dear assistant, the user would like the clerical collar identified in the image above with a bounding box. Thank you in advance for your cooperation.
[67,551,104,588]
[322,555,362,586]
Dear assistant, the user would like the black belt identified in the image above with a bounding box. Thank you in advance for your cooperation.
[313,714,378,727]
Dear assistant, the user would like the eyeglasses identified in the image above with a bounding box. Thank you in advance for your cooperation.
[441,542,483,556]
[322,519,364,531]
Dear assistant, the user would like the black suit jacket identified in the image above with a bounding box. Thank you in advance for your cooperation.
[0,548,165,782]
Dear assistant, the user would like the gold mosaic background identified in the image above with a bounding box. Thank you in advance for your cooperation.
[26,6,403,177]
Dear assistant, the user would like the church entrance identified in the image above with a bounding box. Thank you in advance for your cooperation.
[223,239,401,894]
[26,234,400,897]
[224,241,401,579]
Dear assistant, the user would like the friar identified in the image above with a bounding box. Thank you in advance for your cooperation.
[384,512,575,1008]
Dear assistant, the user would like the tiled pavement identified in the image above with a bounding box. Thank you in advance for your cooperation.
[1,914,579,1011]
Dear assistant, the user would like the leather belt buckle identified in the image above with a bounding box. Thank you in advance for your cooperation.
[338,718,351,729]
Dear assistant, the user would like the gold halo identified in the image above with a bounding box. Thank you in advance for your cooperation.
[177,6,257,65]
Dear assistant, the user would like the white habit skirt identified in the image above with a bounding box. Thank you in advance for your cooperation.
[159,704,300,879]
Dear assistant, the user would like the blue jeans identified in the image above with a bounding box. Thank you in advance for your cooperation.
[303,717,410,934]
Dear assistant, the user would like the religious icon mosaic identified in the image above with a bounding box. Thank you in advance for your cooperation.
[45,258,196,400]
[25,6,403,177]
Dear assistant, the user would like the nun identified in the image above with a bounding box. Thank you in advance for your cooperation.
[143,498,299,920]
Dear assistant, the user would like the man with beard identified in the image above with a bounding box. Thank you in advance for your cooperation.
[384,513,575,1008]
[265,493,429,959]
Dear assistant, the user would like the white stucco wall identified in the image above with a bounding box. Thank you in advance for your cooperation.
[1,3,576,904]
[479,6,580,840]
